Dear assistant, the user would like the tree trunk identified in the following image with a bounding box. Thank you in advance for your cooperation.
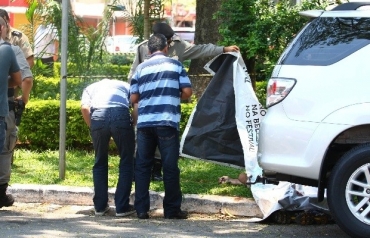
[143,0,150,39]
[188,0,222,99]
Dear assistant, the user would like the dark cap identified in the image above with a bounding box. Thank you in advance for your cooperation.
[152,23,174,39]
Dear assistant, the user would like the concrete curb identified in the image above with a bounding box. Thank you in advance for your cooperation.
[8,184,263,217]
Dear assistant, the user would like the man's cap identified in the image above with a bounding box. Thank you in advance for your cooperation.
[152,23,174,39]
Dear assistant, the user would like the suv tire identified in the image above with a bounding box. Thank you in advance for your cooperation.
[328,144,370,238]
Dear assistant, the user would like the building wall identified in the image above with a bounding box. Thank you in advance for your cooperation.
[0,0,29,28]
[0,1,193,37]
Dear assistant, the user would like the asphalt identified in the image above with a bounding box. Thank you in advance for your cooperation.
[7,184,263,218]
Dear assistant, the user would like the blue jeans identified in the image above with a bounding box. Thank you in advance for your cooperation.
[135,126,182,217]
[90,107,135,213]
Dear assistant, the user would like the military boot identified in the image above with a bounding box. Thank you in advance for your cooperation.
[0,183,15,208]
[151,158,163,181]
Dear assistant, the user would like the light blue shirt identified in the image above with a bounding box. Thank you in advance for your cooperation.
[81,79,130,109]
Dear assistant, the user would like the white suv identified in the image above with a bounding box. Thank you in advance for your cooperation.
[257,2,370,237]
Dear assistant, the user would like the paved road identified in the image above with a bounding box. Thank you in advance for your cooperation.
[0,203,350,238]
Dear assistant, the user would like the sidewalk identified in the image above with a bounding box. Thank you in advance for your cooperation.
[7,184,263,217]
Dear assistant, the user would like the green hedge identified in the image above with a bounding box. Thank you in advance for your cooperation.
[31,76,267,102]
[18,99,198,150]
[18,100,90,149]
[20,79,267,149]
[54,60,133,78]
[31,74,130,101]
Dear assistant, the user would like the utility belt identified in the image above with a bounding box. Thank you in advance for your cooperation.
[8,88,15,111]
[8,98,25,126]
[8,88,14,98]
[8,100,15,111]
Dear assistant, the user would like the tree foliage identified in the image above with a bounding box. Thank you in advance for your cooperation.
[215,0,330,83]
[128,0,166,41]
[23,0,131,76]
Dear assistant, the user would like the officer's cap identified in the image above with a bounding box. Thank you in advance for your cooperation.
[152,23,174,39]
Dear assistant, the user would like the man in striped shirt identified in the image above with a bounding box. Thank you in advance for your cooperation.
[130,34,192,220]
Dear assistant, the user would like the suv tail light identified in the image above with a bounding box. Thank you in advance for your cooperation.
[115,46,120,52]
[266,78,296,108]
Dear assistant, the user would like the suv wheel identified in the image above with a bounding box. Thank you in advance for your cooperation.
[328,144,370,238]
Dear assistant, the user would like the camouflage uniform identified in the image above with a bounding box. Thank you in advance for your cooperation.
[6,27,33,59]
[0,13,34,209]
[2,27,33,163]
[128,35,224,82]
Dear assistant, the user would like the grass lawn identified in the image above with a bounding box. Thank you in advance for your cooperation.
[11,149,252,198]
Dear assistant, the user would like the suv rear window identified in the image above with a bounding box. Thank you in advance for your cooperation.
[282,17,370,66]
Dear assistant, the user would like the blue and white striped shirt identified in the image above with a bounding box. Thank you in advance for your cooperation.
[81,79,130,109]
[130,52,192,130]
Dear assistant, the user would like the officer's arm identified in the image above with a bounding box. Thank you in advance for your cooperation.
[128,42,147,83]
[9,71,22,88]
[182,40,224,60]
[26,55,34,68]
[128,56,139,83]
[20,77,33,105]
[14,30,34,68]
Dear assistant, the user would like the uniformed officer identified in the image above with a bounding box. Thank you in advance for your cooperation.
[0,9,34,105]
[0,9,34,184]
[0,9,34,68]
[129,22,239,181]
[128,23,239,82]
[0,17,23,209]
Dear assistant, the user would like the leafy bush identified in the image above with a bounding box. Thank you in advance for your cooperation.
[256,80,267,107]
[31,77,94,100]
[18,99,197,149]
[110,53,135,65]
[31,75,130,101]
[53,62,131,79]
[18,100,91,150]
[215,0,329,82]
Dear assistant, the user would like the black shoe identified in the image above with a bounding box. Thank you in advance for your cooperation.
[0,194,15,208]
[137,212,149,219]
[165,210,188,219]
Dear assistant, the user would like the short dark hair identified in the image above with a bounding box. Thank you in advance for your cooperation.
[148,33,167,54]
[0,9,10,21]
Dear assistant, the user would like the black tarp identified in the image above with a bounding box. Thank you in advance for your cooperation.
[181,54,245,168]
